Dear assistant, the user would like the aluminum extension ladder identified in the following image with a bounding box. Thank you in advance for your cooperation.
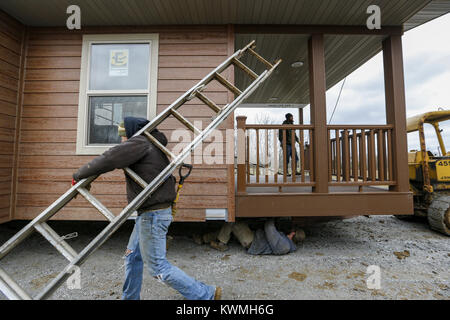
[0,41,281,300]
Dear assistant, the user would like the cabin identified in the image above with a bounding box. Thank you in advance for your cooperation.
[0,1,449,224]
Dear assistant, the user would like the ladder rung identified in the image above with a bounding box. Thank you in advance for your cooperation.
[247,47,274,70]
[77,187,116,222]
[144,131,176,159]
[123,168,148,189]
[171,109,202,135]
[214,72,242,96]
[195,91,222,113]
[0,267,32,300]
[34,222,78,262]
[232,58,258,80]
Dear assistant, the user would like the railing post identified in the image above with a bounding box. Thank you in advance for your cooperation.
[383,35,409,192]
[308,34,328,193]
[236,116,247,193]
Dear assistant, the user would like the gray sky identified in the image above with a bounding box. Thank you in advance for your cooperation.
[235,13,450,155]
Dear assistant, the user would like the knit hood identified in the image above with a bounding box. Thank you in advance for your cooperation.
[124,117,168,146]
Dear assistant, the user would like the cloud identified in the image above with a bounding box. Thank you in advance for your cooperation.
[404,53,450,86]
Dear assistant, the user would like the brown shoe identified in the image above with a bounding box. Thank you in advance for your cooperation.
[214,287,222,300]
[209,241,229,252]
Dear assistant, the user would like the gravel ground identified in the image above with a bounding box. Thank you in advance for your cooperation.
[0,215,448,300]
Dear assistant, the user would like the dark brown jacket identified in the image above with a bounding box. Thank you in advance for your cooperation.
[278,120,299,146]
[73,130,176,213]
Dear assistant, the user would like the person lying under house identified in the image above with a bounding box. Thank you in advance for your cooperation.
[194,219,305,255]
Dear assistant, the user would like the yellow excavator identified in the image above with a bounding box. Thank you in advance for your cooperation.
[406,109,450,236]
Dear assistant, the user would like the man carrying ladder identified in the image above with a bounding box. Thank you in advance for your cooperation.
[72,117,221,300]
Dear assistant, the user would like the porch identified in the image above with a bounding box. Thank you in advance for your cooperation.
[233,33,414,218]
[226,21,416,220]
[234,118,413,217]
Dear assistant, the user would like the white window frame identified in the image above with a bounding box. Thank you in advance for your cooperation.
[76,34,159,155]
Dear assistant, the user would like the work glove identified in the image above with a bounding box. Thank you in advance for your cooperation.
[71,177,92,199]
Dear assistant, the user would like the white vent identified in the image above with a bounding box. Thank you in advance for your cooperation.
[205,209,228,221]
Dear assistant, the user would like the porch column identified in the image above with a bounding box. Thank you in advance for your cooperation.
[308,34,328,193]
[382,35,409,192]
[236,116,247,194]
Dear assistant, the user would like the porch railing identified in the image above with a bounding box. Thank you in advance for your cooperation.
[236,116,315,192]
[236,116,397,193]
[328,125,395,187]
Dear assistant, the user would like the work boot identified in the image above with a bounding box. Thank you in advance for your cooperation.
[217,223,233,244]
[209,241,229,252]
[214,287,222,300]
[232,222,254,249]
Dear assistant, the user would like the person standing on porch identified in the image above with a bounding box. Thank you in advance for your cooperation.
[279,113,299,176]
[72,116,221,300]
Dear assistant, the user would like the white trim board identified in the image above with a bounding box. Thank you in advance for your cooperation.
[76,33,159,155]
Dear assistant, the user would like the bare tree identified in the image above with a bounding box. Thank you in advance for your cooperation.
[247,112,277,175]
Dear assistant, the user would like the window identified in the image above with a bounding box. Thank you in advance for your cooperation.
[76,34,159,154]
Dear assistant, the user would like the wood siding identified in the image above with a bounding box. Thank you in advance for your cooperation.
[15,25,233,222]
[0,11,24,224]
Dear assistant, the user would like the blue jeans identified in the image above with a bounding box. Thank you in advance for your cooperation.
[122,207,215,300]
[122,215,144,300]
[286,144,299,169]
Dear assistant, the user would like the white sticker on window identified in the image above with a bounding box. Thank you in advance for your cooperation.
[109,49,129,77]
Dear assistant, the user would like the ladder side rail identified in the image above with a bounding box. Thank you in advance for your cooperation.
[0,267,32,300]
[0,176,96,260]
[36,62,278,300]
[0,278,21,300]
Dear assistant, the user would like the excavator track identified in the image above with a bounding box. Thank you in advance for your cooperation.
[427,193,450,236]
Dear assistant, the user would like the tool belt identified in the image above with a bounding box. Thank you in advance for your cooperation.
[171,163,193,217]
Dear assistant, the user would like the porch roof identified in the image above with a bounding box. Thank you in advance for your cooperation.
[0,0,447,29]
[1,1,448,105]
